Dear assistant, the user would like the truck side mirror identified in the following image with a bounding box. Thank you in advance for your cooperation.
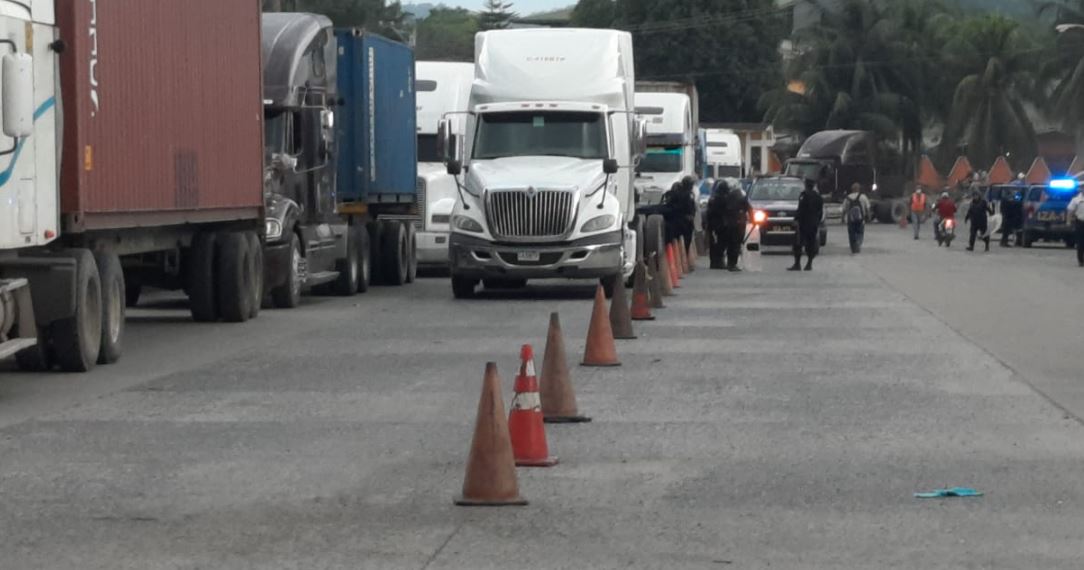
[437,118,453,163]
[447,159,462,176]
[603,158,619,175]
[2,53,34,139]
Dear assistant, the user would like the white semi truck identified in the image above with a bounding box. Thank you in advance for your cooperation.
[439,28,646,298]
[634,91,697,206]
[415,61,474,268]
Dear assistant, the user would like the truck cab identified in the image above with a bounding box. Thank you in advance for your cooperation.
[785,130,877,221]
[415,62,473,268]
[703,129,743,180]
[261,13,367,308]
[634,92,697,207]
[442,29,643,298]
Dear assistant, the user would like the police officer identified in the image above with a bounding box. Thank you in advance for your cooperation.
[662,180,697,253]
[1067,187,1084,267]
[706,180,731,270]
[789,179,824,271]
[965,190,994,252]
[721,182,753,271]
[1000,185,1024,247]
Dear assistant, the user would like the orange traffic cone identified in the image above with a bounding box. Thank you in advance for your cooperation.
[667,243,681,289]
[678,236,689,276]
[899,211,909,229]
[687,236,698,272]
[631,261,655,321]
[582,284,620,367]
[609,279,636,340]
[509,345,558,467]
[655,251,673,299]
[455,363,529,507]
[540,313,591,423]
[648,254,667,308]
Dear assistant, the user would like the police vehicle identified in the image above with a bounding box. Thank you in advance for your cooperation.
[1018,178,1079,248]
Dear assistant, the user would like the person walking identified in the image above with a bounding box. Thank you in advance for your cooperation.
[965,190,994,252]
[789,179,824,271]
[721,182,753,271]
[705,180,731,270]
[910,187,928,240]
[841,183,870,254]
[1067,187,1084,267]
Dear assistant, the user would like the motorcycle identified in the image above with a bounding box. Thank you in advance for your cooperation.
[936,217,956,247]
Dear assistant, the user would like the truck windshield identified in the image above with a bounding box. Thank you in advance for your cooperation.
[639,148,683,173]
[473,111,607,160]
[785,161,827,182]
[264,111,286,157]
[749,179,804,201]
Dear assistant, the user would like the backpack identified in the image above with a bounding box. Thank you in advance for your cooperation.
[847,195,865,223]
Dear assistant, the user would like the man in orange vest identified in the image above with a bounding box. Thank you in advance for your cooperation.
[910,188,929,240]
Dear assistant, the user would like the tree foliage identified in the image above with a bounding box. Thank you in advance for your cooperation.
[415,7,478,62]
[572,0,616,28]
[479,0,517,31]
[609,0,785,123]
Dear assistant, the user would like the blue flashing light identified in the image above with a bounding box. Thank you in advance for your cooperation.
[1050,178,1079,190]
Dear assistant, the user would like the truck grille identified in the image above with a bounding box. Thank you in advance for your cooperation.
[486,189,575,240]
[416,178,427,229]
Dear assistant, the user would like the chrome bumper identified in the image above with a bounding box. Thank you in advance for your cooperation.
[449,231,624,280]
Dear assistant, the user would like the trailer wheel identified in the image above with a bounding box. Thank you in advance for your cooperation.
[245,232,263,320]
[381,221,409,286]
[452,276,477,299]
[367,220,385,285]
[94,251,125,365]
[189,232,219,322]
[216,232,254,323]
[52,249,103,373]
[333,228,360,296]
[356,225,372,294]
[405,224,418,284]
[644,215,665,263]
[271,233,303,309]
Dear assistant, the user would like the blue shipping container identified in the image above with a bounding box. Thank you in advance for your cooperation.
[335,30,418,205]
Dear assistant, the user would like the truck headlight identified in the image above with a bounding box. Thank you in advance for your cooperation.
[265,219,283,241]
[453,215,484,233]
[581,215,615,233]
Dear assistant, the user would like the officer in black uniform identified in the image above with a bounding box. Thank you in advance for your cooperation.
[789,179,824,271]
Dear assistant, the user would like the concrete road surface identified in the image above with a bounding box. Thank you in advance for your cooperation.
[2,224,1083,569]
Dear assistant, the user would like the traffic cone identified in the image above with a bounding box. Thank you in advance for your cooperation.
[582,284,620,367]
[899,212,909,229]
[540,313,591,424]
[678,236,690,275]
[648,253,667,308]
[667,243,681,289]
[631,261,655,321]
[508,345,558,467]
[688,237,698,271]
[609,280,636,340]
[455,363,528,507]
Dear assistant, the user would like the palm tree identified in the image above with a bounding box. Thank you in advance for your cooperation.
[939,14,1040,170]
[1040,1,1084,148]
[761,0,924,166]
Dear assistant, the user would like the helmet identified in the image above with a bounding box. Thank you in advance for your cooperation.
[940,192,949,199]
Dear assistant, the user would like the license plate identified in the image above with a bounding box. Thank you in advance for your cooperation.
[517,251,541,262]
[771,225,792,233]
[1037,211,1064,223]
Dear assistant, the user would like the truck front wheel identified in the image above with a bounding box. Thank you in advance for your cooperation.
[94,251,125,365]
[333,228,361,296]
[452,276,477,299]
[356,226,372,293]
[52,249,103,373]
[381,221,409,286]
[271,233,303,309]
[406,224,418,284]
[245,232,263,320]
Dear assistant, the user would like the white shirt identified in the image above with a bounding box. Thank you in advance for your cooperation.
[1068,195,1084,222]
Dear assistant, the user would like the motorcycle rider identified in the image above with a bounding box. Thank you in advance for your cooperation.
[934,192,957,242]
[965,190,994,252]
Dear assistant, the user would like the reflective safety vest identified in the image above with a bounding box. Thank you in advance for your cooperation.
[911,192,927,213]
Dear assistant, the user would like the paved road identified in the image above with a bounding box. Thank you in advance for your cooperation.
[2,225,1083,569]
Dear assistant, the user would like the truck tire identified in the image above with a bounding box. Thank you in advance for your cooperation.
[381,221,409,286]
[644,214,665,263]
[452,276,477,299]
[216,232,254,323]
[367,220,385,285]
[356,225,372,294]
[890,201,908,225]
[270,233,303,309]
[245,232,263,320]
[626,217,645,287]
[94,251,125,365]
[189,232,219,322]
[333,227,360,296]
[1022,230,1034,248]
[52,249,103,373]
[405,224,418,284]
[601,274,619,299]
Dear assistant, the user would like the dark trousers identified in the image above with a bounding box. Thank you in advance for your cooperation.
[794,230,819,263]
[709,230,725,268]
[969,222,989,250]
[724,225,744,269]
[847,221,865,253]
[1075,221,1084,266]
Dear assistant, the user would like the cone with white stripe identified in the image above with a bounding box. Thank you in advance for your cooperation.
[456,362,528,506]
[509,345,558,467]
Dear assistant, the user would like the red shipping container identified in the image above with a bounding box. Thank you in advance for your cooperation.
[56,0,264,232]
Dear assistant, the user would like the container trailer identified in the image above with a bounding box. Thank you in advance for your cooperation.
[0,0,265,372]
